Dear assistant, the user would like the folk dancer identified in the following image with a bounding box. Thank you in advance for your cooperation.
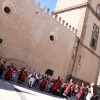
[86,83,94,100]
[12,66,18,81]
[51,76,61,95]
[5,63,14,81]
[40,74,48,91]
[17,67,27,84]
[28,70,38,88]
[76,82,87,100]
[63,79,75,98]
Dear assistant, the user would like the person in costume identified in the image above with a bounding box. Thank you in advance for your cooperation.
[63,79,75,98]
[56,80,62,96]
[51,76,61,95]
[2,61,7,78]
[12,66,18,81]
[45,79,51,92]
[17,67,27,84]
[76,82,87,100]
[40,74,48,91]
[60,81,68,97]
[37,74,43,88]
[5,63,14,81]
[74,84,80,95]
[28,70,38,88]
[33,72,39,87]
[86,83,94,100]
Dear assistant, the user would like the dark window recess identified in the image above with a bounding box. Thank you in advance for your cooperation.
[91,38,96,48]
[4,7,11,14]
[50,35,54,41]
[90,24,99,50]
[0,39,3,44]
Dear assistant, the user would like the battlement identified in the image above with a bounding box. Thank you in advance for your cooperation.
[34,0,77,34]
[52,14,77,34]
[1,0,77,34]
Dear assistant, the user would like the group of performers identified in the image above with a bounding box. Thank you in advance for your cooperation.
[0,58,99,100]
[0,59,27,84]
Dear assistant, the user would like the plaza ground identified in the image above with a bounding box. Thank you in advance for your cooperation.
[0,79,64,100]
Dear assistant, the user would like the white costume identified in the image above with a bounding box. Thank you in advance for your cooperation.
[86,83,94,100]
[28,72,38,87]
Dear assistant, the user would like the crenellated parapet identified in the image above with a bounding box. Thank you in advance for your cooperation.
[33,1,78,34]
[52,14,77,34]
[2,0,78,34]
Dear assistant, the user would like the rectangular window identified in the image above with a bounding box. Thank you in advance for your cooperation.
[90,24,99,50]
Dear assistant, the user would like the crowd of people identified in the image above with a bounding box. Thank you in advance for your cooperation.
[0,58,99,100]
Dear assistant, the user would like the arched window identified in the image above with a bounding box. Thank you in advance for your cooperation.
[96,4,100,15]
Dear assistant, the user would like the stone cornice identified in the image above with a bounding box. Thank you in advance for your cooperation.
[53,3,100,21]
[53,3,87,14]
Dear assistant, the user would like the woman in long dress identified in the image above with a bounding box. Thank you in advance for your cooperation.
[63,79,74,98]
[17,67,27,84]
[51,76,61,95]
[76,82,87,100]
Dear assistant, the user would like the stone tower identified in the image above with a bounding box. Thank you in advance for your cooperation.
[53,0,100,84]
[54,0,89,38]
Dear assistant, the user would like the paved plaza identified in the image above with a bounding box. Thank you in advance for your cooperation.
[0,79,64,100]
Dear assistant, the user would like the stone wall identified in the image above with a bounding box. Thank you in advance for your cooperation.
[0,0,76,81]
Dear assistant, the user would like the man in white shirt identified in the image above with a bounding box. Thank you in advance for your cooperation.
[28,70,38,88]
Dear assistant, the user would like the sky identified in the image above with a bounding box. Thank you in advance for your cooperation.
[35,0,57,12]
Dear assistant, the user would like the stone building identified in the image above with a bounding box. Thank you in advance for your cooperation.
[54,0,100,84]
[0,0,100,84]
[0,0,77,81]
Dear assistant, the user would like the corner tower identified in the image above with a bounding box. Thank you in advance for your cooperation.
[53,0,89,38]
[54,0,100,84]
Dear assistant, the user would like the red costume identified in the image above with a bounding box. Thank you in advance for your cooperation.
[64,85,71,94]
[64,79,74,93]
[52,81,59,91]
[76,82,87,99]
[40,77,47,91]
[52,76,60,91]
[63,79,74,97]
[20,72,26,81]
[18,67,27,84]
[40,79,47,87]
[51,76,61,95]
[5,67,14,80]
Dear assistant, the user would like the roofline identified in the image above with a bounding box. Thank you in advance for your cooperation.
[53,3,100,21]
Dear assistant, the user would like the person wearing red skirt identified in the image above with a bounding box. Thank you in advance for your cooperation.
[63,79,75,98]
[5,66,14,81]
[17,67,27,84]
[51,76,61,95]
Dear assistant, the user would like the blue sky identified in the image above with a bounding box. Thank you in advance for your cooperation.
[35,0,57,12]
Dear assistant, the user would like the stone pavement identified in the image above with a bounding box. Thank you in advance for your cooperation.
[0,80,21,100]
[0,79,64,100]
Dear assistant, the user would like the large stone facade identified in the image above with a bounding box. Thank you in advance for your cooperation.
[0,0,100,84]
[0,0,76,81]
[54,0,100,84]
